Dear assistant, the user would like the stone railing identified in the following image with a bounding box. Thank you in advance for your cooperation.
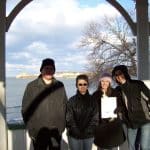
[7,123,97,150]
[8,123,34,150]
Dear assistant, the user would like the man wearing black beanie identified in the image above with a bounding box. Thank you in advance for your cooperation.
[40,58,55,72]
[21,58,68,150]
[112,65,150,150]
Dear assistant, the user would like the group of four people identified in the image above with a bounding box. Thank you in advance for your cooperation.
[21,58,150,150]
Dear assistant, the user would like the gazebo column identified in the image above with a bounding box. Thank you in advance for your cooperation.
[136,0,149,80]
[0,0,7,150]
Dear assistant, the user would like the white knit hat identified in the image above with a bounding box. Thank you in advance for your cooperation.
[99,72,112,83]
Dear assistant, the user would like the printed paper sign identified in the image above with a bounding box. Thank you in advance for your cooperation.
[101,97,117,118]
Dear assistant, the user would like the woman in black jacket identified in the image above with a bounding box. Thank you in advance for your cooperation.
[92,72,124,150]
[66,74,99,150]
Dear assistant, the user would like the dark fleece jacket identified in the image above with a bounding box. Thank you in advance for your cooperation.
[22,77,68,138]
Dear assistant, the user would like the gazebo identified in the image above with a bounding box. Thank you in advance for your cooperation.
[0,0,149,149]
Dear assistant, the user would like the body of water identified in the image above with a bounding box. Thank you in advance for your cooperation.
[6,77,95,123]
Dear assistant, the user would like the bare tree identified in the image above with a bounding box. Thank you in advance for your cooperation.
[79,16,136,84]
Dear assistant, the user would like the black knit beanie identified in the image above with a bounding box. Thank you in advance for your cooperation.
[40,58,55,72]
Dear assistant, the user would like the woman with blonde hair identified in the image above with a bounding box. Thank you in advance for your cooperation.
[92,72,125,150]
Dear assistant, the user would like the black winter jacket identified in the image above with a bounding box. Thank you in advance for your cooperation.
[21,77,68,138]
[66,90,99,139]
[117,79,150,128]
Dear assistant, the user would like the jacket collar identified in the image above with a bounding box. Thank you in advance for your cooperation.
[37,76,57,87]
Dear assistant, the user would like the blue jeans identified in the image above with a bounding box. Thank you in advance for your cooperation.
[68,136,94,150]
[97,148,118,150]
[127,122,150,150]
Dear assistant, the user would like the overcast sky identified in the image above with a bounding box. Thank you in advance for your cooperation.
[6,0,134,77]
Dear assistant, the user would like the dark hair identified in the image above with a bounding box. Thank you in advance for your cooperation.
[112,65,131,80]
[76,74,89,87]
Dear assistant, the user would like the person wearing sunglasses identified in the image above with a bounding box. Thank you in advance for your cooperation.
[112,65,150,150]
[66,74,99,150]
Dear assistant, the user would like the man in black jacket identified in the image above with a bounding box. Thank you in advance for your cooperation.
[112,65,150,150]
[22,58,68,150]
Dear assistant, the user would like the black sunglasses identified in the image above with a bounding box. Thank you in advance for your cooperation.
[78,83,88,86]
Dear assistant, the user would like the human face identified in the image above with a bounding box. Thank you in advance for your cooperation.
[41,65,55,80]
[77,79,88,95]
[100,79,110,91]
[114,70,126,84]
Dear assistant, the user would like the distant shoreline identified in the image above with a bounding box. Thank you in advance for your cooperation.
[15,72,90,79]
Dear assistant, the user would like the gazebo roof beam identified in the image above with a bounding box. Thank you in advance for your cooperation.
[6,0,33,32]
[106,0,137,35]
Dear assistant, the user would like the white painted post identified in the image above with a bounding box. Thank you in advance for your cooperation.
[136,0,150,80]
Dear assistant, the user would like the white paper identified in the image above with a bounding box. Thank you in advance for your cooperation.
[101,97,117,118]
